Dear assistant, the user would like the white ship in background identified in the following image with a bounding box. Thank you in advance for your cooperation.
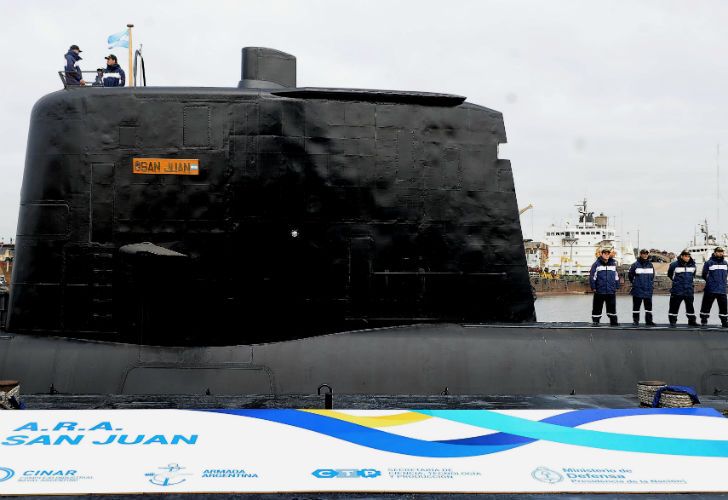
[543,199,636,275]
[685,219,728,267]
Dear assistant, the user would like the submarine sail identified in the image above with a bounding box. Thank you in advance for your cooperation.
[7,47,535,347]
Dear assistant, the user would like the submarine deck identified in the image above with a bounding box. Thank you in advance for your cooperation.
[18,392,728,412]
[3,321,728,395]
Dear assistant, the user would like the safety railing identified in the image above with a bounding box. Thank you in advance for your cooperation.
[58,70,111,89]
[59,54,145,89]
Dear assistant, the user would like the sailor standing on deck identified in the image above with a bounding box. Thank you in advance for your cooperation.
[64,44,85,86]
[700,247,728,327]
[628,249,656,326]
[589,248,621,326]
[102,54,125,87]
[667,250,697,327]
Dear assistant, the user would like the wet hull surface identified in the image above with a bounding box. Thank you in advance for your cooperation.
[1,322,727,395]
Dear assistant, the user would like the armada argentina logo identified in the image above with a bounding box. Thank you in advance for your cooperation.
[531,466,564,483]
[201,468,258,478]
[0,467,14,482]
[145,463,191,486]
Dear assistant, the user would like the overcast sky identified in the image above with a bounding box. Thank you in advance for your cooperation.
[1,0,727,252]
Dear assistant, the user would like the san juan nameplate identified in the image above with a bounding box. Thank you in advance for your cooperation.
[133,158,200,176]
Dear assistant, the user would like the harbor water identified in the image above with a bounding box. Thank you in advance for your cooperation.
[535,292,724,325]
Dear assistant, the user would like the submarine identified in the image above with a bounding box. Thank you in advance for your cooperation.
[1,47,728,396]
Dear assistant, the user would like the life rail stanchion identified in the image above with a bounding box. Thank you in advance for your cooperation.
[318,384,333,409]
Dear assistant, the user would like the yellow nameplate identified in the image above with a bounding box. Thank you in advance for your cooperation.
[133,158,200,175]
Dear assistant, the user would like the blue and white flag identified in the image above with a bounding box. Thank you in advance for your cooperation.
[108,29,129,49]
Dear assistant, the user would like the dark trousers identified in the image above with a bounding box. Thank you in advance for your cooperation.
[592,293,617,322]
[632,296,653,323]
[668,295,695,323]
[700,293,728,322]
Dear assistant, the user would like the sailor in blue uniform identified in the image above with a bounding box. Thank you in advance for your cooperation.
[64,44,85,86]
[667,250,697,326]
[589,248,621,326]
[102,54,126,87]
[700,247,728,327]
[628,249,655,326]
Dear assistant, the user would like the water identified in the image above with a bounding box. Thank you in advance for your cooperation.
[534,293,724,325]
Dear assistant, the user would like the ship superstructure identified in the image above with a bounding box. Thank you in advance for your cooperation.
[685,219,728,267]
[543,199,635,275]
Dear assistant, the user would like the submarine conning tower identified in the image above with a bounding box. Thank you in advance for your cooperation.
[238,47,296,89]
[7,47,535,346]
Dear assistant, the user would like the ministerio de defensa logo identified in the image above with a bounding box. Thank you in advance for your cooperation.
[531,466,564,484]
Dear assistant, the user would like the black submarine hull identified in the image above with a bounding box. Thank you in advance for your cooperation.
[9,48,707,400]
[2,323,725,395]
[8,52,534,346]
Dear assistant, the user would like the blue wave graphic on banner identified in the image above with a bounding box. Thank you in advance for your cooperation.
[209,409,515,457]
[437,408,718,445]
[206,408,728,458]
[419,409,728,457]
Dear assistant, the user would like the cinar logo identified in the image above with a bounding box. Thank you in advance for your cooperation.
[23,470,77,477]
[0,467,14,482]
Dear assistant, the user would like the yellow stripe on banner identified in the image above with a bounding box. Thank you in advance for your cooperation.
[301,410,432,428]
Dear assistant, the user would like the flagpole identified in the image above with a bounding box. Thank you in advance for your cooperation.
[127,23,134,87]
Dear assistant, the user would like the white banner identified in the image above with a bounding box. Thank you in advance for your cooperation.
[1,408,728,493]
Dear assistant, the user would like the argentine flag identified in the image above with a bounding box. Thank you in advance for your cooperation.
[108,29,129,49]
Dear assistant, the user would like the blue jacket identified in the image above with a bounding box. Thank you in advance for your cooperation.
[702,254,728,294]
[628,257,654,298]
[64,51,82,85]
[103,63,125,87]
[668,258,696,296]
[589,257,620,294]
